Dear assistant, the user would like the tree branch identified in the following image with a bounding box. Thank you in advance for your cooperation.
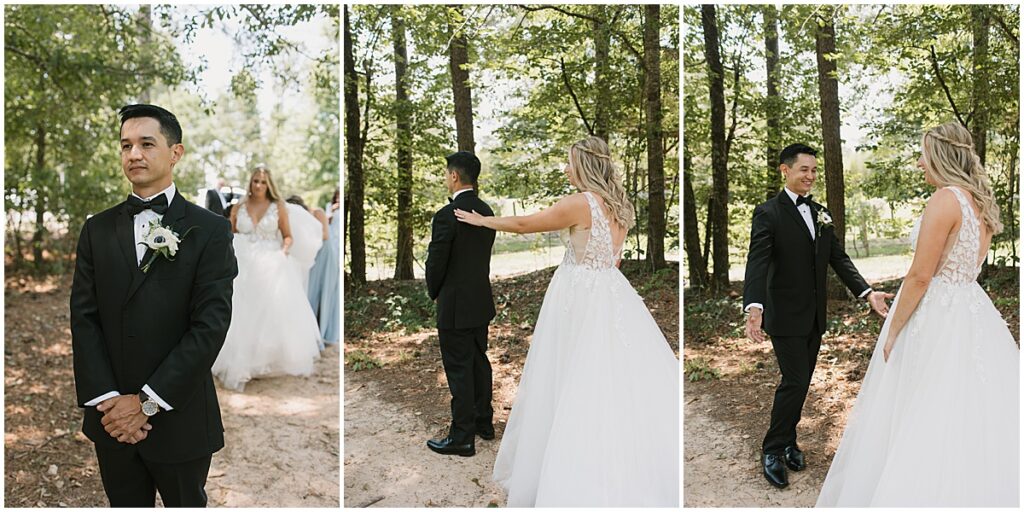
[557,56,594,134]
[929,44,967,127]
[725,55,741,156]
[992,11,1019,46]
[517,4,644,68]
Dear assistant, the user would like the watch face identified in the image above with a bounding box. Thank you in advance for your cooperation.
[142,400,159,416]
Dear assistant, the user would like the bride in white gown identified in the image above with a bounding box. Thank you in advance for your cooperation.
[454,136,679,507]
[212,166,322,391]
[816,123,1019,507]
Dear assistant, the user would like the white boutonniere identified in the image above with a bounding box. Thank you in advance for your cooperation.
[819,210,833,227]
[138,221,197,273]
[816,208,833,239]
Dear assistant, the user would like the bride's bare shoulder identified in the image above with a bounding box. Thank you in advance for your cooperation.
[920,187,962,226]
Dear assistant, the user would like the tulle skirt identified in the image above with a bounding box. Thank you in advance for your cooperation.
[492,264,679,507]
[816,279,1019,507]
[212,237,321,391]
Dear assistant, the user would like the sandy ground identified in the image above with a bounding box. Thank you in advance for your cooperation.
[3,271,340,508]
[207,345,340,507]
[683,391,821,507]
[343,374,507,508]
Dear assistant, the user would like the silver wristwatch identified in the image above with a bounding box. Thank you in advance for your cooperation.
[139,391,160,417]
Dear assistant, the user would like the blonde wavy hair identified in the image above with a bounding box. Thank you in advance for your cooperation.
[567,136,636,230]
[921,122,1003,235]
[245,164,282,203]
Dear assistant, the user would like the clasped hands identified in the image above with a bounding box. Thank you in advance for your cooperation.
[97,394,152,444]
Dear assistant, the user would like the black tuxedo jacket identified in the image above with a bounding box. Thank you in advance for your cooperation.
[425,190,496,330]
[205,188,225,216]
[742,191,869,337]
[71,191,238,464]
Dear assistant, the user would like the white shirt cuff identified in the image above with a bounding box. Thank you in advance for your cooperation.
[745,303,764,313]
[859,288,873,299]
[142,384,174,411]
[84,391,121,407]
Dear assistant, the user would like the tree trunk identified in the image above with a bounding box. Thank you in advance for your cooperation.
[682,145,708,288]
[815,9,848,299]
[31,122,46,272]
[763,5,782,200]
[344,6,366,284]
[643,5,666,270]
[971,5,989,165]
[593,6,612,142]
[701,5,730,292]
[448,5,475,153]
[392,7,415,280]
[137,5,152,104]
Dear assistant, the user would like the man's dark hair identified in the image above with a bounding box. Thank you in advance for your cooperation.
[119,104,183,146]
[445,151,481,185]
[285,195,308,211]
[779,143,817,168]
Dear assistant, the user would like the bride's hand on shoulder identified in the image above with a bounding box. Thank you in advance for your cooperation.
[454,208,485,226]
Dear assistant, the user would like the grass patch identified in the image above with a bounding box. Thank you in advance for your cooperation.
[684,357,721,382]
[345,350,384,371]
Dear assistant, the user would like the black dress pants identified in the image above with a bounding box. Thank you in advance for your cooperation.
[95,444,212,507]
[438,325,493,443]
[763,323,822,456]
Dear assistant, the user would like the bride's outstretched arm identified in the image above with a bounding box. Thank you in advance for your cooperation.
[454,194,588,234]
[883,188,959,361]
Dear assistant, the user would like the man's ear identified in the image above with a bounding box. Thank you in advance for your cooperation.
[171,143,185,164]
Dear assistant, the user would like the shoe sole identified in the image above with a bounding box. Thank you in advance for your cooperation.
[427,446,476,457]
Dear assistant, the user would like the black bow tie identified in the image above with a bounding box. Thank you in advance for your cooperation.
[795,194,813,207]
[127,194,169,216]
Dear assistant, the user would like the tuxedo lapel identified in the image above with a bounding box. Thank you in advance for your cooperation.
[776,192,813,243]
[123,191,190,305]
[115,204,143,274]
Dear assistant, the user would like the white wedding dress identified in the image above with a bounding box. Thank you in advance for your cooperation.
[492,192,679,507]
[816,187,1019,507]
[212,202,322,391]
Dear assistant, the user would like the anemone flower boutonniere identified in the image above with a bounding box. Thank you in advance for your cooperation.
[816,208,834,239]
[138,221,198,273]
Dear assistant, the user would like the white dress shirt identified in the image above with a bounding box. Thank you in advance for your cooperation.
[83,183,177,412]
[746,187,870,314]
[451,187,473,201]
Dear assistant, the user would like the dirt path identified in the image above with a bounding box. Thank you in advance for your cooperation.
[683,388,820,507]
[343,374,506,508]
[207,345,340,507]
[342,264,679,508]
[4,274,339,507]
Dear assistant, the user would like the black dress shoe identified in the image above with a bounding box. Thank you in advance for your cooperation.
[763,453,789,489]
[784,445,806,472]
[477,426,495,440]
[427,436,475,456]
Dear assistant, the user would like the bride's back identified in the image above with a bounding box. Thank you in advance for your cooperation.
[564,192,626,270]
[918,186,991,284]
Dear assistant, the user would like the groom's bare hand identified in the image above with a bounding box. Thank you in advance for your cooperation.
[98,395,149,441]
[122,423,153,444]
[745,309,766,343]
[867,291,895,318]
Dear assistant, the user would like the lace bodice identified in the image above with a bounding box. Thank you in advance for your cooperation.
[237,201,283,245]
[563,192,620,270]
[910,187,983,285]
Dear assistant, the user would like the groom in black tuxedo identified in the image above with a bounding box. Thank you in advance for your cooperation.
[743,143,891,489]
[71,104,237,506]
[424,151,496,457]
